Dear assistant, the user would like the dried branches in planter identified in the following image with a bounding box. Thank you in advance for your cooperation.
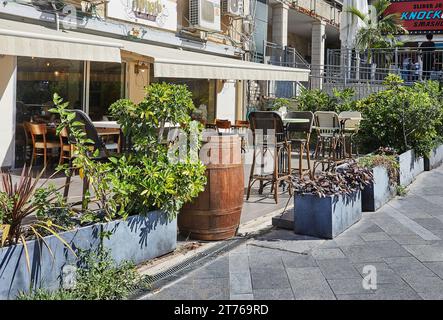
[292,161,373,198]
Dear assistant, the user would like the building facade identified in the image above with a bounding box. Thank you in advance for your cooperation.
[0,0,311,168]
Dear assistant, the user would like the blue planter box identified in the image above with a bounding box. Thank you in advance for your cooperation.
[0,211,176,300]
[362,166,395,212]
[294,191,362,239]
[424,144,443,171]
[398,150,424,187]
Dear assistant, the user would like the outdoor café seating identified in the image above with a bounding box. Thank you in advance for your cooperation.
[313,111,344,172]
[247,111,292,204]
[285,111,314,179]
[338,111,362,158]
[24,121,60,167]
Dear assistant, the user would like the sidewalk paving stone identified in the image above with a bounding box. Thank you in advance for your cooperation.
[146,168,443,300]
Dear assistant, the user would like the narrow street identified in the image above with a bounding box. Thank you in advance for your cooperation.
[145,166,443,300]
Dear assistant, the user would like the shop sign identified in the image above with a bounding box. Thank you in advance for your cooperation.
[107,0,177,31]
[385,0,443,34]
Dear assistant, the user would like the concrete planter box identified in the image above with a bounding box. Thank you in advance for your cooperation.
[398,150,424,187]
[362,166,396,212]
[294,191,362,239]
[424,144,443,171]
[0,211,176,300]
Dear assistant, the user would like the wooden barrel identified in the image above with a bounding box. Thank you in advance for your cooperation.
[179,134,244,240]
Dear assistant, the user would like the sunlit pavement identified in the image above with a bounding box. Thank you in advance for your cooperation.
[146,166,443,300]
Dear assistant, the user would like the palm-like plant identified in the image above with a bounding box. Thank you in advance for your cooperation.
[347,0,407,61]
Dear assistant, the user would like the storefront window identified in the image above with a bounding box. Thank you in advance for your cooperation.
[154,78,217,124]
[88,62,125,121]
[15,57,84,167]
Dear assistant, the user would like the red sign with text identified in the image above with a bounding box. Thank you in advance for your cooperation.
[385,0,443,34]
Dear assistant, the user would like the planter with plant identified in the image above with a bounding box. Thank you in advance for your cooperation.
[0,84,206,299]
[17,248,150,300]
[358,147,399,211]
[356,75,443,186]
[0,166,89,300]
[292,161,373,239]
[424,140,443,171]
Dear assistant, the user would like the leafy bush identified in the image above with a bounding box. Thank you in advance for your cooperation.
[18,249,147,300]
[52,83,207,220]
[296,87,335,113]
[292,161,373,197]
[270,97,290,111]
[295,87,356,113]
[104,152,206,218]
[108,83,207,218]
[356,74,443,156]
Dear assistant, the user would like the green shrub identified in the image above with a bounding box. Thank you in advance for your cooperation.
[52,83,207,220]
[295,87,356,113]
[296,87,335,113]
[356,74,443,156]
[108,83,207,219]
[18,249,146,300]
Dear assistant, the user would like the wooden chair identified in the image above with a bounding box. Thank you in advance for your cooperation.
[58,127,75,165]
[234,120,250,153]
[247,111,292,204]
[215,119,232,134]
[25,122,60,167]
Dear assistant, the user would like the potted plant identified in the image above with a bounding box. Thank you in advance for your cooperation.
[1,84,207,299]
[292,161,373,239]
[358,147,399,211]
[425,139,443,171]
[356,75,443,186]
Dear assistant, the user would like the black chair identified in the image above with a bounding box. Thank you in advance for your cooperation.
[247,111,292,204]
[286,111,314,179]
[63,109,112,208]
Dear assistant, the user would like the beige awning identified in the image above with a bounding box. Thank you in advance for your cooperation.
[0,19,122,63]
[122,42,310,82]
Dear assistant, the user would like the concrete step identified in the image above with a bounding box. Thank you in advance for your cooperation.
[272,209,294,230]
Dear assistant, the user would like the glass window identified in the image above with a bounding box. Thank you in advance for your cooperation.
[15,57,84,167]
[88,62,125,121]
[153,77,217,124]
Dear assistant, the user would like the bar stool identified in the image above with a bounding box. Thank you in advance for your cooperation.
[338,111,362,158]
[286,111,314,179]
[234,120,249,153]
[313,111,344,172]
[247,111,292,204]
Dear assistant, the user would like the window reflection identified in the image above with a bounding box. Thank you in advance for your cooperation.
[15,57,84,167]
[88,62,125,121]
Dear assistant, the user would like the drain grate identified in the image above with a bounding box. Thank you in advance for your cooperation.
[129,236,249,299]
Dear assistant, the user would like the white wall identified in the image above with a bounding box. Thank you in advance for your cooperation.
[216,80,236,122]
[0,55,16,168]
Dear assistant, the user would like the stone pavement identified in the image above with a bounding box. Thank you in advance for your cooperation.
[146,166,443,300]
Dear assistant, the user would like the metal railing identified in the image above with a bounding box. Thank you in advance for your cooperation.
[327,47,443,84]
[263,41,310,69]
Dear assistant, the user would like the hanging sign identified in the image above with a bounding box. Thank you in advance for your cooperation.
[107,0,177,31]
[385,0,443,34]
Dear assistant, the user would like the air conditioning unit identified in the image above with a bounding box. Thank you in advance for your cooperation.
[221,0,243,17]
[189,0,221,32]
